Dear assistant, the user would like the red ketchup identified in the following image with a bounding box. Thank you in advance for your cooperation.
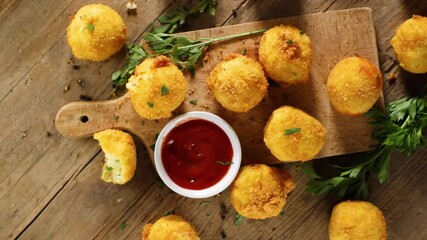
[161,119,233,190]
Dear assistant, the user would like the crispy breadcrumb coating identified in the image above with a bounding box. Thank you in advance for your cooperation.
[329,201,387,240]
[126,56,188,120]
[230,164,295,219]
[207,54,268,112]
[142,215,199,240]
[93,129,136,184]
[391,15,427,74]
[263,106,326,162]
[327,56,383,116]
[67,4,127,61]
[259,25,312,85]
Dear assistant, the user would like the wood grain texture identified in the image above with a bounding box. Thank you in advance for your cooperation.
[1,0,426,240]
[56,8,383,165]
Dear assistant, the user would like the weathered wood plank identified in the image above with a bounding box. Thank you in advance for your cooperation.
[1,0,427,239]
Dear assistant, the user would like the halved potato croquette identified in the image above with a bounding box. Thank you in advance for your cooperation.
[230,164,295,220]
[264,106,326,162]
[126,56,188,120]
[93,129,136,184]
[207,54,268,112]
[67,4,127,61]
[142,215,199,240]
[329,201,387,240]
[391,15,427,74]
[327,56,383,116]
[259,25,312,85]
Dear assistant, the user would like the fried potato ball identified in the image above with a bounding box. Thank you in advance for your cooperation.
[391,15,427,74]
[259,25,312,85]
[230,164,295,219]
[207,54,268,112]
[126,56,187,120]
[327,56,383,116]
[329,201,387,240]
[93,129,136,184]
[67,4,127,61]
[264,106,326,162]
[142,215,199,240]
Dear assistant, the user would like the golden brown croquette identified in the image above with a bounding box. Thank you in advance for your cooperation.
[327,56,383,116]
[391,15,427,74]
[142,215,199,240]
[263,106,326,162]
[207,54,268,112]
[329,201,387,240]
[93,129,136,184]
[126,55,188,120]
[67,4,127,61]
[230,164,295,220]
[259,25,312,85]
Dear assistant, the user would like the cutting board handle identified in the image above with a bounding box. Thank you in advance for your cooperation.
[55,94,135,138]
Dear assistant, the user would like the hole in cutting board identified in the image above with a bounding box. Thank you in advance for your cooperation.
[80,115,89,123]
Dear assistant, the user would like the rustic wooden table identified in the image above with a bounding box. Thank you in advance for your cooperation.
[1,0,426,239]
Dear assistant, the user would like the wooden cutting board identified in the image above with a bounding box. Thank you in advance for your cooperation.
[55,7,384,165]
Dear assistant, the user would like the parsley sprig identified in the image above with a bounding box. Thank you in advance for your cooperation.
[152,0,217,34]
[112,44,149,88]
[112,29,266,89]
[144,29,266,74]
[302,94,427,199]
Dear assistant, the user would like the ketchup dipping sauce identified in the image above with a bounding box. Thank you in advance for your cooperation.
[154,112,241,198]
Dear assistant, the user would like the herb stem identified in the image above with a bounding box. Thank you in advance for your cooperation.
[177,29,267,50]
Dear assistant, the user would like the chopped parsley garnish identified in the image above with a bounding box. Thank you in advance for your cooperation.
[147,101,154,108]
[113,115,119,123]
[189,99,198,106]
[240,48,247,55]
[106,166,113,172]
[82,23,95,33]
[234,213,244,227]
[286,40,295,45]
[119,222,126,230]
[216,161,233,165]
[199,201,211,206]
[160,84,170,96]
[164,209,174,216]
[284,128,301,135]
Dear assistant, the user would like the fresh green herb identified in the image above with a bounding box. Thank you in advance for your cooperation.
[112,1,217,89]
[82,23,95,33]
[144,29,266,74]
[216,161,233,165]
[286,40,295,45]
[302,94,427,199]
[280,210,285,216]
[119,222,127,230]
[152,0,217,34]
[199,201,211,206]
[147,101,154,108]
[284,128,301,135]
[106,166,113,172]
[240,48,247,55]
[112,44,149,89]
[189,99,198,106]
[160,84,170,96]
[234,213,244,227]
[158,178,165,189]
[113,115,119,123]
[164,209,175,216]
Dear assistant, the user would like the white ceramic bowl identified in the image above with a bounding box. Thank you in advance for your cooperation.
[154,111,242,198]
